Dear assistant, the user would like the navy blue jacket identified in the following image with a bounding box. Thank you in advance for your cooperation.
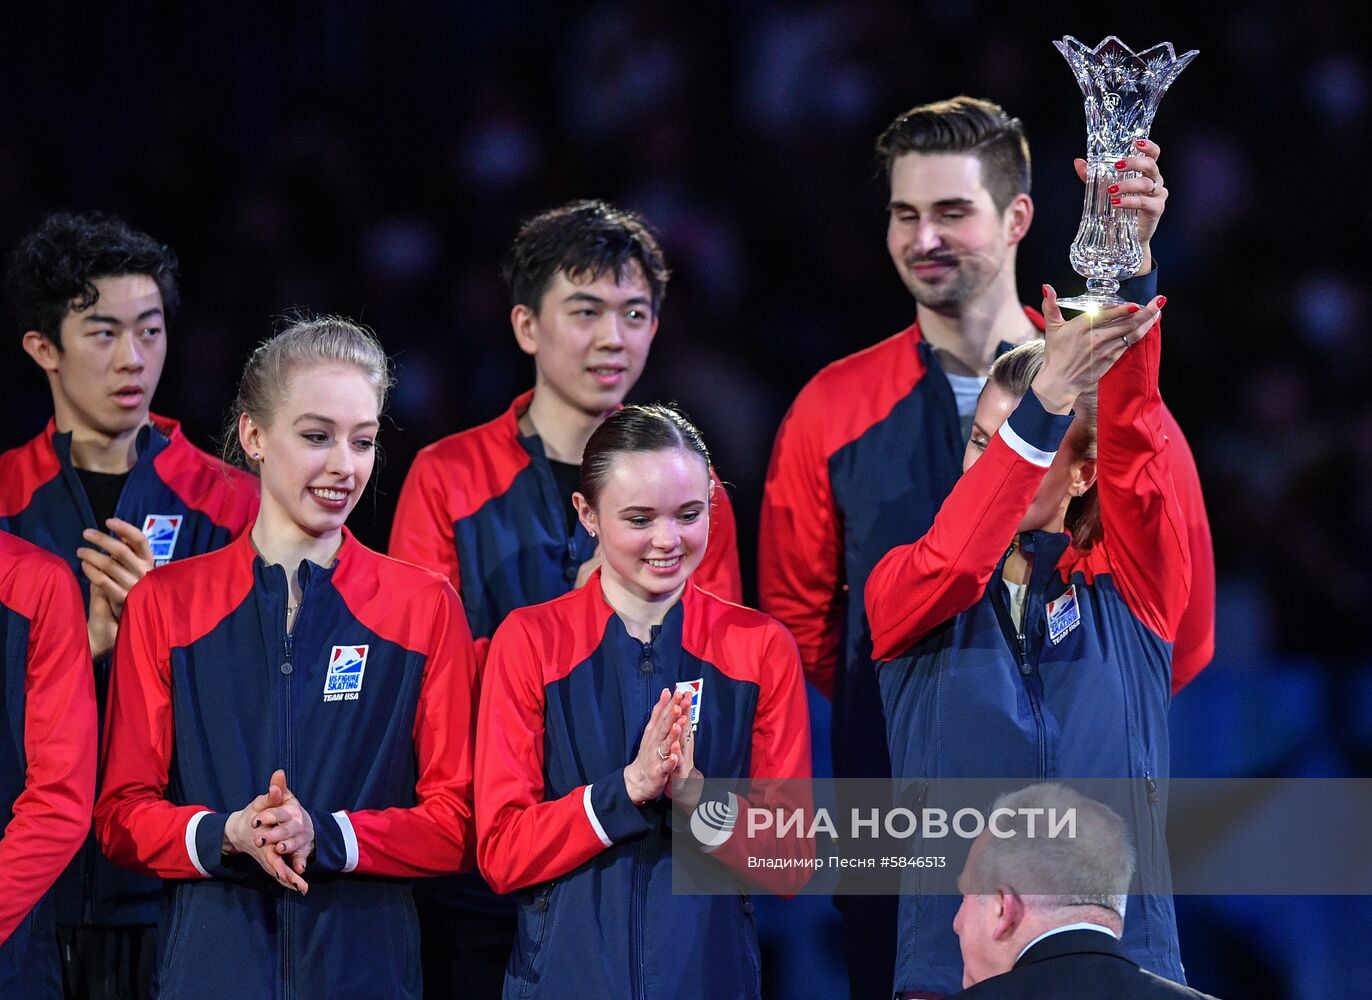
[0,415,257,926]
[476,575,811,1000]
[865,319,1191,993]
[95,530,477,999]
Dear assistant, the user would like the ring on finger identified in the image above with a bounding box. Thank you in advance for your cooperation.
[1150,178,1158,195]
[1120,335,1130,348]
[656,745,670,760]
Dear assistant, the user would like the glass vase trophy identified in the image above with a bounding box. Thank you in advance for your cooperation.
[1053,35,1197,311]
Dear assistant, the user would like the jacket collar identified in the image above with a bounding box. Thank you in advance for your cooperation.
[1017,926,1131,968]
[44,412,179,468]
[906,305,1045,363]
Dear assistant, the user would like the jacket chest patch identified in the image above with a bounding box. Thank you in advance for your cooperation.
[323,645,369,701]
[675,678,703,732]
[1045,585,1081,646]
[142,514,183,566]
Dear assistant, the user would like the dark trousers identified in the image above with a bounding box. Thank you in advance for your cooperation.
[58,926,155,1000]
[418,901,517,999]
[837,893,897,1000]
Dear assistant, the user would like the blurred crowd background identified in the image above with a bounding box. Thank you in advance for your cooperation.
[2,2,1366,997]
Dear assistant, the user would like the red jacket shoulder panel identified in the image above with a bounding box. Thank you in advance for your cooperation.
[497,577,615,688]
[138,531,258,650]
[785,324,926,459]
[0,424,61,519]
[0,529,77,614]
[406,393,533,524]
[148,416,259,535]
[333,532,467,656]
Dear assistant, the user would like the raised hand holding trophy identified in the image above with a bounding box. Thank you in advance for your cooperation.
[1053,35,1197,312]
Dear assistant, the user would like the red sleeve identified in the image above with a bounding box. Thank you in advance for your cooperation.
[1158,405,1214,691]
[0,562,97,944]
[758,396,844,698]
[694,474,743,604]
[389,450,462,595]
[864,394,1069,661]
[321,582,478,877]
[1096,319,1192,643]
[95,577,215,879]
[476,614,647,894]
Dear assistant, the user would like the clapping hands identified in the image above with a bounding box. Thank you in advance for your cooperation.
[223,769,317,894]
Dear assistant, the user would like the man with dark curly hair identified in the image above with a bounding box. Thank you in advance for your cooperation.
[1,211,258,1000]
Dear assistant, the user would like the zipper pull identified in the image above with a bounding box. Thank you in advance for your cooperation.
[1145,773,1159,804]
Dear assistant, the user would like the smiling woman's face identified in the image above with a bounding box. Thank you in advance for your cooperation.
[576,447,711,605]
[241,362,380,541]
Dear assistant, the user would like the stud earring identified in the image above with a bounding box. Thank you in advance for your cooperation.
[589,529,597,539]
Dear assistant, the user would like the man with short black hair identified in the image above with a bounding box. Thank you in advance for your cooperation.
[1,211,258,999]
[952,784,1219,999]
[390,198,741,997]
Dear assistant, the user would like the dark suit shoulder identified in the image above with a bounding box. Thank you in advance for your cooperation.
[954,931,1222,1000]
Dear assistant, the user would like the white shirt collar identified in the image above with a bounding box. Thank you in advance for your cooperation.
[1016,922,1119,962]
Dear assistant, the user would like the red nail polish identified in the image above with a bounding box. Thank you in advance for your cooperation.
[1115,159,1127,169]
[1128,304,1141,313]
[1041,284,1049,296]
[1136,139,1147,149]
[1157,295,1167,308]
[1107,183,1120,194]
[1110,197,1122,205]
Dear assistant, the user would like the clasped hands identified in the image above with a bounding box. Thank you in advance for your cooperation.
[223,769,316,894]
[623,688,704,812]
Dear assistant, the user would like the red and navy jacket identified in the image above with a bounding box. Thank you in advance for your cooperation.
[759,271,1212,782]
[94,529,477,1000]
[865,319,1190,993]
[391,389,743,670]
[0,414,257,927]
[0,531,97,999]
[476,573,811,1000]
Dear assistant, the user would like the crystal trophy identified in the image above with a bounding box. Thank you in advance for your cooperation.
[1053,35,1197,311]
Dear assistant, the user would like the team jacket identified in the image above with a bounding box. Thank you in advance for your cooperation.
[0,532,97,999]
[758,271,1213,782]
[0,414,258,926]
[475,573,811,1000]
[865,319,1190,992]
[94,529,477,1000]
[390,389,743,670]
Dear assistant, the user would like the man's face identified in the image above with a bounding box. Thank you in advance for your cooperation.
[26,274,167,439]
[886,152,1017,312]
[953,834,1014,988]
[513,262,658,419]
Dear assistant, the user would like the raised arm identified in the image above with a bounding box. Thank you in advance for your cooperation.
[1095,299,1192,643]
[758,393,844,698]
[865,391,1073,660]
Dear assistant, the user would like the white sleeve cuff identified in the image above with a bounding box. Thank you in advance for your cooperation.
[998,420,1057,468]
[185,810,213,877]
[583,785,613,848]
[332,810,360,873]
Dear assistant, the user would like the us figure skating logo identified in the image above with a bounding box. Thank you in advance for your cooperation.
[675,678,703,733]
[141,514,183,567]
[323,645,368,701]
